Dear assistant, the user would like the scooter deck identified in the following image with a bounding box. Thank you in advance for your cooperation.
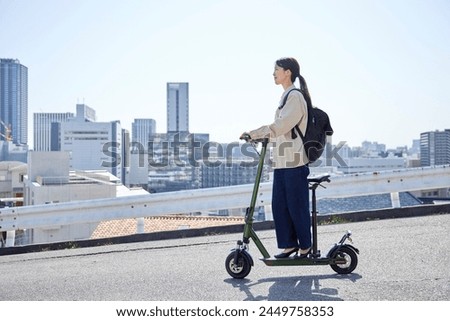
[260,256,346,267]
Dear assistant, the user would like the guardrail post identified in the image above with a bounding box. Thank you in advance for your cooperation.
[264,205,273,221]
[390,192,401,208]
[136,217,145,234]
[5,230,15,247]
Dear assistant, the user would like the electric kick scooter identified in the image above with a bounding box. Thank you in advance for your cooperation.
[225,136,359,279]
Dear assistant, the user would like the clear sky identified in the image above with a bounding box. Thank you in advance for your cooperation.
[1,0,449,149]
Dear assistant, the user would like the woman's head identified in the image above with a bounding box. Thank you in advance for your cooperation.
[275,57,312,108]
[275,57,300,83]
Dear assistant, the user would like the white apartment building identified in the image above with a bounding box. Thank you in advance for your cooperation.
[22,151,147,244]
[60,116,122,181]
[0,160,26,206]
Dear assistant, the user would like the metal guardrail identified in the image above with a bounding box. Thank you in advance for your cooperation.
[0,165,449,239]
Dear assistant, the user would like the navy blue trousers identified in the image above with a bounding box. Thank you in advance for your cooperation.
[272,165,311,249]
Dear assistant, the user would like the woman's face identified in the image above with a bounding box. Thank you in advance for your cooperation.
[273,64,291,86]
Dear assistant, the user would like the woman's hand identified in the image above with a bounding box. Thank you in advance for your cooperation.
[240,133,252,142]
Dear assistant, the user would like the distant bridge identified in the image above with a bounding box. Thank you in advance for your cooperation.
[1,165,449,246]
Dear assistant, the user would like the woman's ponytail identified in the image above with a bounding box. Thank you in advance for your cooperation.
[298,73,312,109]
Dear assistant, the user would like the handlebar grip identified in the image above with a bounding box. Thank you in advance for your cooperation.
[240,133,252,142]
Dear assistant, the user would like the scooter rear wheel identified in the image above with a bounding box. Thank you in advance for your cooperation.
[225,251,252,279]
[330,246,358,274]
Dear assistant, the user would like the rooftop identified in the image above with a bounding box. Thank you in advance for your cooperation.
[91,215,244,239]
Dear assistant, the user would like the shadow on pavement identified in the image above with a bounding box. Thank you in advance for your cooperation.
[224,273,362,301]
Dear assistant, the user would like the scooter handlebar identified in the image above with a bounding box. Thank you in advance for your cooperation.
[240,133,268,144]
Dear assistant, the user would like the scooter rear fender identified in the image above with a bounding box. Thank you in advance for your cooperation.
[326,244,360,258]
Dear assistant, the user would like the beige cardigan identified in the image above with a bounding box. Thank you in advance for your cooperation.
[248,85,308,168]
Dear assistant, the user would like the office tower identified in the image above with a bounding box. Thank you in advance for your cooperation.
[420,129,450,166]
[0,59,28,145]
[59,105,122,180]
[121,128,130,186]
[34,112,74,151]
[132,118,156,150]
[167,82,189,133]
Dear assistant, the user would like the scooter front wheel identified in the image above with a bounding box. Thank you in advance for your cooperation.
[330,246,358,274]
[225,251,252,279]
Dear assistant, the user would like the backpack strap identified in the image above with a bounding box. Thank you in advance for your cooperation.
[293,124,305,141]
[278,88,306,140]
[278,88,302,109]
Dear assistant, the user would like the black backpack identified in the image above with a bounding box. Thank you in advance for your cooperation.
[279,88,333,163]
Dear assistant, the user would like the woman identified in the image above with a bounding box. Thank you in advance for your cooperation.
[241,57,311,258]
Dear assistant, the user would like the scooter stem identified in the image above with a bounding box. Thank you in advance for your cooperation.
[242,138,270,258]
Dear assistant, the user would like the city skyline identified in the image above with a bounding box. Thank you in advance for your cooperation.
[1,0,449,149]
[30,99,440,152]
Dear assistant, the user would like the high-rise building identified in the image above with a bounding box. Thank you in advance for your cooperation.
[59,104,123,181]
[132,118,156,150]
[121,128,130,186]
[420,129,450,166]
[167,82,189,133]
[33,112,74,151]
[0,59,28,145]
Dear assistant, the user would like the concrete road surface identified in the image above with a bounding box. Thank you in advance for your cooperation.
[0,214,449,301]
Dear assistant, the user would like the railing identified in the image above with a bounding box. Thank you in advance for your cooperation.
[0,165,449,246]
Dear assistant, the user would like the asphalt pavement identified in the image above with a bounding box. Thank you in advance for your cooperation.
[0,214,449,301]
